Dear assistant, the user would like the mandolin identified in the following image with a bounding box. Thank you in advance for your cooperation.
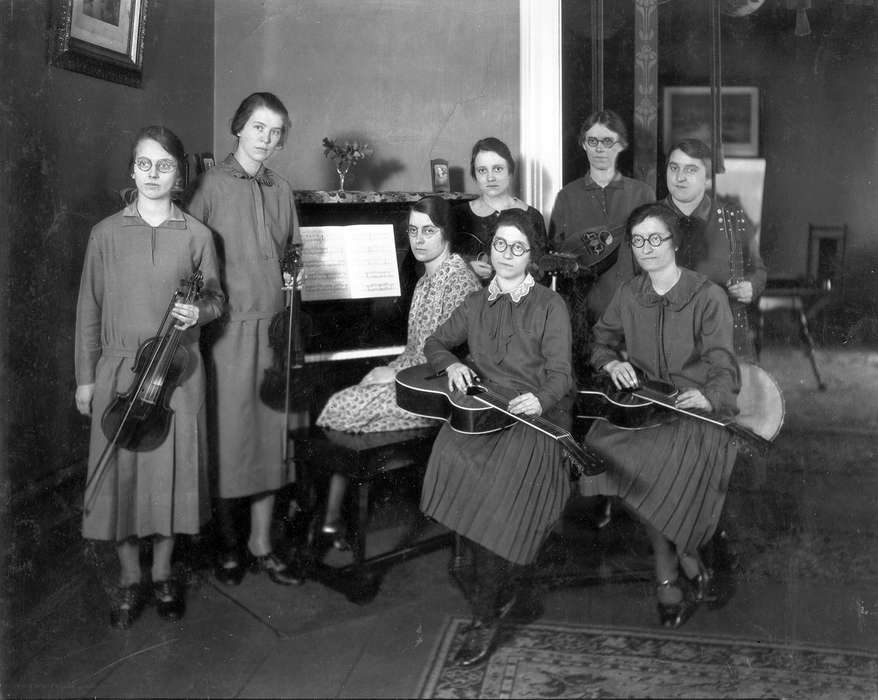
[576,361,785,446]
[395,363,607,477]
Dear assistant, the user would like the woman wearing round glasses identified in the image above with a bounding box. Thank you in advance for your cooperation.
[548,110,654,379]
[315,196,480,545]
[454,137,547,281]
[580,202,740,629]
[75,126,225,628]
[419,208,573,667]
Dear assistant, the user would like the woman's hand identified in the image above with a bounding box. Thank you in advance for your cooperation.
[508,392,542,417]
[282,269,306,290]
[603,360,638,390]
[445,362,476,393]
[469,258,494,280]
[75,384,95,416]
[727,280,753,304]
[171,302,199,330]
[360,366,397,385]
[675,388,713,412]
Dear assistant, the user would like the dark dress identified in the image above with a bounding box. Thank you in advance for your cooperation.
[186,154,300,498]
[580,269,740,557]
[75,202,225,540]
[419,276,573,565]
[452,201,547,267]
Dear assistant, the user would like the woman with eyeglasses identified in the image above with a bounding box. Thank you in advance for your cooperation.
[75,126,225,628]
[315,195,480,546]
[548,110,654,380]
[419,208,574,667]
[187,92,303,587]
[580,202,740,629]
[453,137,547,281]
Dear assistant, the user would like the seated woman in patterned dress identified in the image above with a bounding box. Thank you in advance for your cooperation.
[315,195,481,544]
[418,208,574,667]
[580,202,740,628]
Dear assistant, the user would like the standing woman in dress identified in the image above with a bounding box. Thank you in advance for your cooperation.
[419,208,574,666]
[75,126,224,628]
[453,137,547,282]
[580,202,740,627]
[187,92,302,586]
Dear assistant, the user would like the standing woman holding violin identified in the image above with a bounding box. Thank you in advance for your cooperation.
[75,126,224,628]
[186,92,303,587]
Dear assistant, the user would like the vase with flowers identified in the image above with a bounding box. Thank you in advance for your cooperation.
[322,137,374,193]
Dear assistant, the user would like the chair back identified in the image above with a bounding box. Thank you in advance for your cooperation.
[807,223,847,294]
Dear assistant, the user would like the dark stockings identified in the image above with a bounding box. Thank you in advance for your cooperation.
[450,536,521,622]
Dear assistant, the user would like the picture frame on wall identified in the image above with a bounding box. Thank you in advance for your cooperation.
[662,86,759,157]
[50,0,150,88]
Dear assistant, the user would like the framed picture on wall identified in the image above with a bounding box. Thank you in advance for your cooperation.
[663,86,759,157]
[50,0,150,87]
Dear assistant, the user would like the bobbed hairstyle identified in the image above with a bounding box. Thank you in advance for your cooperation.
[469,137,516,179]
[230,92,292,148]
[626,202,682,249]
[491,208,545,277]
[578,109,629,150]
[666,137,712,178]
[410,195,455,244]
[129,125,186,175]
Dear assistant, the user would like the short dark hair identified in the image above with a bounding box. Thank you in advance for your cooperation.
[626,202,681,248]
[129,125,186,175]
[469,137,516,179]
[666,138,712,178]
[230,92,291,147]
[492,208,545,277]
[578,110,629,149]
[410,195,454,244]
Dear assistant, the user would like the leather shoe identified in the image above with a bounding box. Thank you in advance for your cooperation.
[247,550,304,586]
[454,619,500,667]
[153,579,185,621]
[215,552,245,586]
[110,583,144,630]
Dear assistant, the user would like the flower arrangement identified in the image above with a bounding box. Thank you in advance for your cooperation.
[322,138,373,192]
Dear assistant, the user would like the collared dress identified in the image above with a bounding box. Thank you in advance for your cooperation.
[419,275,574,565]
[316,253,480,433]
[580,269,740,557]
[186,154,300,498]
[75,201,225,540]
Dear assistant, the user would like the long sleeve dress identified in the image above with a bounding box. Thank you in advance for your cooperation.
[186,154,300,498]
[579,268,740,557]
[75,201,224,540]
[419,276,574,565]
[316,253,480,433]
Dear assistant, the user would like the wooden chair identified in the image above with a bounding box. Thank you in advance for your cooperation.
[757,223,847,390]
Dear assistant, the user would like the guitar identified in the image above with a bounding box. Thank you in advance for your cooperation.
[576,361,785,446]
[395,363,608,477]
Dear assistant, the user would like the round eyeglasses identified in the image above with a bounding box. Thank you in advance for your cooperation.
[491,237,530,257]
[406,225,442,239]
[134,157,177,174]
[630,233,673,249]
[584,136,619,149]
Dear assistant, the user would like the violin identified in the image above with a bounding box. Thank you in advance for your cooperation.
[84,270,203,515]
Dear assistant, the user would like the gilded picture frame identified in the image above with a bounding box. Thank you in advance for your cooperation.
[50,0,150,88]
[662,86,759,157]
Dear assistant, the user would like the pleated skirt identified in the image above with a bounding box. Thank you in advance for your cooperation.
[580,416,738,556]
[420,422,572,566]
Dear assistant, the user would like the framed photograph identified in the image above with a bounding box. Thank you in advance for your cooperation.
[663,86,759,157]
[430,159,450,193]
[50,0,150,87]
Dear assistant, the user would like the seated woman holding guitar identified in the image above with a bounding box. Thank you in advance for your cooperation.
[580,202,741,629]
[315,195,481,545]
[417,209,578,667]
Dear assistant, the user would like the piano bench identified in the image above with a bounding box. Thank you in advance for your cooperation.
[290,423,448,576]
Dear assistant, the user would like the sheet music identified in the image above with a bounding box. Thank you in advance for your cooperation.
[299,225,401,301]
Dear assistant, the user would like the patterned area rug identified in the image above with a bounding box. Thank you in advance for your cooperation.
[419,617,878,699]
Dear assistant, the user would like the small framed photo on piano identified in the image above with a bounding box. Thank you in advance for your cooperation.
[431,159,450,192]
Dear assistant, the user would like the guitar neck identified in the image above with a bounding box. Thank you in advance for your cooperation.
[471,387,571,441]
[632,386,733,428]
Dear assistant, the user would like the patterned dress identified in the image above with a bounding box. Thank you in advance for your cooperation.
[186,154,300,498]
[420,276,574,565]
[316,253,480,433]
[75,202,224,540]
[580,269,740,557]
